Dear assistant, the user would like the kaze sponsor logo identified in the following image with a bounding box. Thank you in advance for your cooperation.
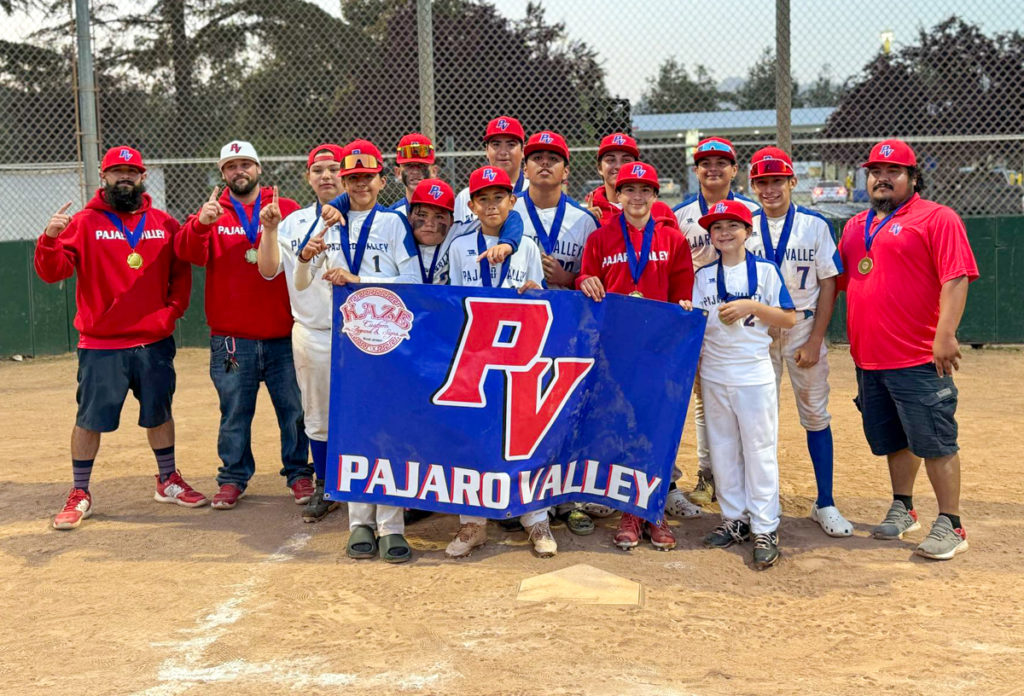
[340,287,413,355]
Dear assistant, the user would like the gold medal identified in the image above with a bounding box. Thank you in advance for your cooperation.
[858,257,873,274]
[629,290,644,298]
[126,252,143,269]
[245,247,258,264]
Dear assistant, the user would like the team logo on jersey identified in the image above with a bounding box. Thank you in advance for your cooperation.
[229,143,241,153]
[630,164,647,177]
[891,223,902,236]
[880,144,894,158]
[714,202,727,213]
[539,132,553,144]
[482,167,497,181]
[433,298,595,461]
[497,118,510,131]
[612,134,626,145]
[119,149,133,162]
[428,184,443,200]
[341,288,414,356]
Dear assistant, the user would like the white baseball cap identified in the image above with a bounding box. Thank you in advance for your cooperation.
[218,140,261,169]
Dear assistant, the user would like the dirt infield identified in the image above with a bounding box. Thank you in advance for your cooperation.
[1,345,1022,696]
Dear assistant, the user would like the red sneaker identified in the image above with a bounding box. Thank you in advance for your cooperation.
[290,478,314,505]
[613,513,643,550]
[154,471,209,508]
[646,517,677,551]
[211,484,244,510]
[53,488,92,530]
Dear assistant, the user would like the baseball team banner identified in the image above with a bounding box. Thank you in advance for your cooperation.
[324,284,706,523]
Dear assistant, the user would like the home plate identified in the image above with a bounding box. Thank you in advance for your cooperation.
[516,564,643,605]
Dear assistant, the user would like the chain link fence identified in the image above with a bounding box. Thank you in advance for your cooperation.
[2,0,1023,242]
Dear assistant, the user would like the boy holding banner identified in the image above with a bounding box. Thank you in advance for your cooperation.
[445,165,551,558]
[576,161,694,551]
[682,199,796,570]
[294,139,420,563]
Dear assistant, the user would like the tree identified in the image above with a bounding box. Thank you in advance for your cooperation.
[801,64,842,108]
[635,58,719,114]
[731,47,801,111]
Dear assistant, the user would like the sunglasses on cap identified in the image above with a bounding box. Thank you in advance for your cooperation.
[342,153,381,171]
[750,158,794,177]
[697,140,733,154]
[397,143,434,160]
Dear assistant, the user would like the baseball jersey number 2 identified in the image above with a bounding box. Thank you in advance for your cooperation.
[742,314,755,327]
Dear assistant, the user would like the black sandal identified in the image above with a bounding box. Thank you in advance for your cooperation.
[347,525,377,559]
[379,533,412,563]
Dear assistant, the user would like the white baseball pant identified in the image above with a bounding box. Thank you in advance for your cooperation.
[461,508,549,528]
[701,377,780,534]
[291,322,331,441]
[350,503,405,536]
[769,315,831,432]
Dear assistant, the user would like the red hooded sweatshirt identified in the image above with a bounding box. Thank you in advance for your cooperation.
[34,189,191,349]
[587,185,680,231]
[175,186,299,339]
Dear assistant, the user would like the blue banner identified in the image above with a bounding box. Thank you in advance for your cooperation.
[324,284,706,523]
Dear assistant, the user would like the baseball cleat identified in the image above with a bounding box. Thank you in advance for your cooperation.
[445,522,488,558]
[154,471,208,508]
[872,500,920,540]
[525,519,557,558]
[53,488,92,530]
[703,519,751,548]
[645,517,677,551]
[687,469,716,506]
[302,480,340,523]
[613,512,643,550]
[752,532,781,569]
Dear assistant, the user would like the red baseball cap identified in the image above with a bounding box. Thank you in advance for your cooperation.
[693,137,737,163]
[698,199,753,230]
[306,143,344,169]
[410,178,455,212]
[598,132,639,160]
[101,146,146,173]
[615,161,660,192]
[862,139,917,168]
[395,133,435,165]
[484,116,525,143]
[749,146,795,179]
[341,139,383,176]
[468,166,514,195]
[524,131,569,162]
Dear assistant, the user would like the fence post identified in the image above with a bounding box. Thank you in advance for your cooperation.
[74,0,100,196]
[775,0,792,153]
[416,0,436,141]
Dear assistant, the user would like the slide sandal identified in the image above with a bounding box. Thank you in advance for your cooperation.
[347,525,378,559]
[379,534,412,564]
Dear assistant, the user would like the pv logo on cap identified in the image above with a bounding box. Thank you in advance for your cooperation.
[714,202,727,213]
[483,168,497,181]
[539,132,553,144]
[880,144,894,157]
[352,148,362,155]
[230,143,241,153]
[428,185,443,200]
[612,134,626,145]
[497,119,509,131]
[630,164,647,177]
[119,149,133,161]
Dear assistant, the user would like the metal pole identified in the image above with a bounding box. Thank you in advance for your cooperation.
[775,0,792,153]
[416,0,436,140]
[74,0,100,193]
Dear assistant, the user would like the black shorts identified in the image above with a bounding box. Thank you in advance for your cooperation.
[854,363,959,459]
[76,336,177,432]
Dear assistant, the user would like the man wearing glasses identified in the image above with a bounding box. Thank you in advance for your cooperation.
[390,133,439,217]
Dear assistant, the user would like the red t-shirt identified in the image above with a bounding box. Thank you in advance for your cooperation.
[176,186,299,339]
[587,185,679,230]
[838,194,979,370]
[34,190,191,349]
[576,215,693,303]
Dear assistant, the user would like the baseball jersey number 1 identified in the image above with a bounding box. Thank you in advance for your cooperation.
[373,255,381,273]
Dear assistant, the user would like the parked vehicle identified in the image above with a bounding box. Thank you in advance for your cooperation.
[811,180,848,204]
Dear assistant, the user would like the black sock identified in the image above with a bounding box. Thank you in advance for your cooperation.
[72,459,94,492]
[940,512,962,530]
[668,481,678,491]
[894,494,913,511]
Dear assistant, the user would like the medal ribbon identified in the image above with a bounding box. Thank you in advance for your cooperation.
[416,243,441,284]
[340,205,378,274]
[296,202,323,253]
[101,211,147,251]
[620,215,655,289]
[477,231,510,288]
[514,170,526,194]
[698,190,735,216]
[523,191,567,255]
[863,199,909,253]
[716,252,759,302]
[229,192,262,246]
[759,204,795,265]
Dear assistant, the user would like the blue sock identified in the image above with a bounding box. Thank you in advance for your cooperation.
[807,427,835,508]
[72,459,94,492]
[309,439,327,481]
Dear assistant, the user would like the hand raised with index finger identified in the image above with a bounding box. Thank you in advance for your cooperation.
[260,185,282,229]
[198,186,224,225]
[44,200,74,238]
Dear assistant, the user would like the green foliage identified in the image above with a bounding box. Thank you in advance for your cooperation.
[636,58,719,114]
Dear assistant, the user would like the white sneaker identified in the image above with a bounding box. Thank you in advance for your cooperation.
[525,519,557,557]
[665,488,701,519]
[445,522,488,558]
[811,504,853,537]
